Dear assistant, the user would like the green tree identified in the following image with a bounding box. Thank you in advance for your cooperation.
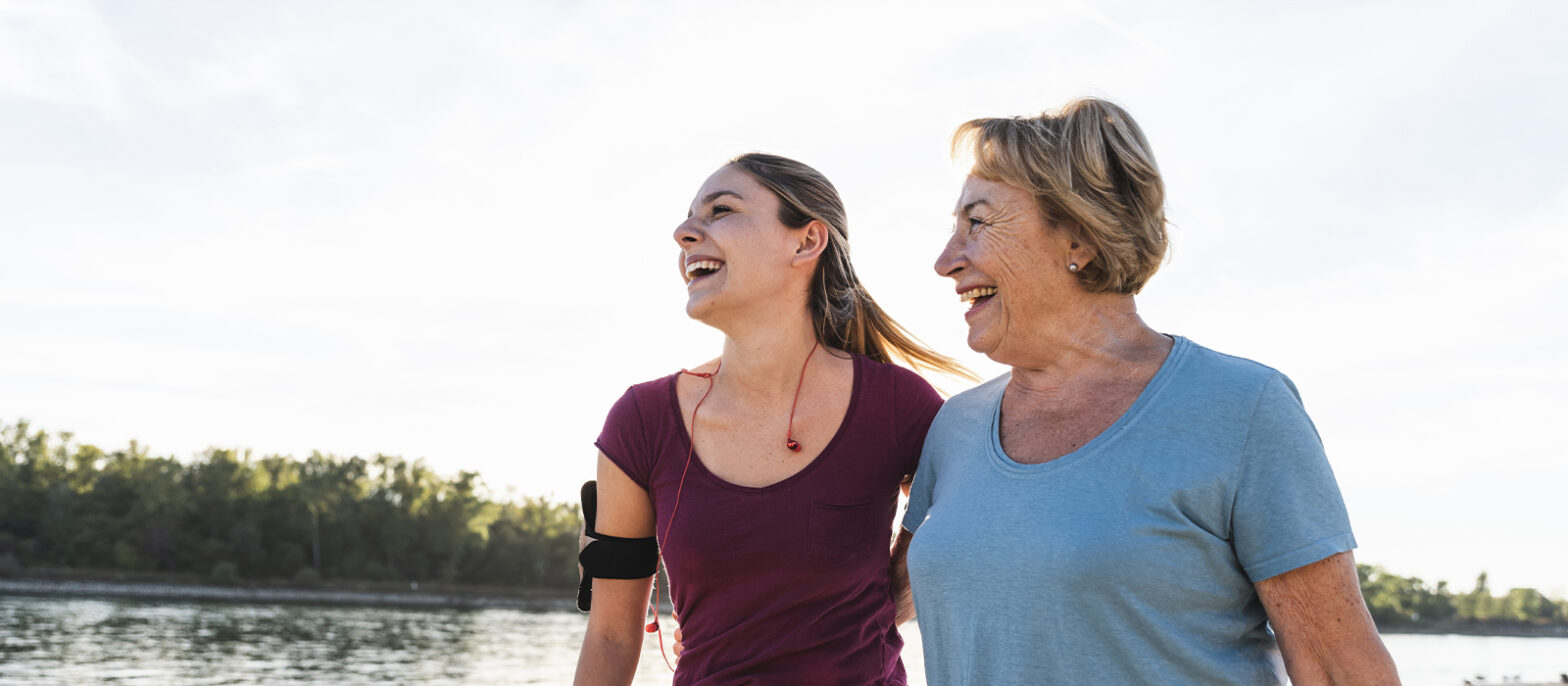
[0,418,583,590]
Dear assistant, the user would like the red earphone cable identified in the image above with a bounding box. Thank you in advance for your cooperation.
[784,341,819,451]
[646,342,814,671]
[646,361,720,672]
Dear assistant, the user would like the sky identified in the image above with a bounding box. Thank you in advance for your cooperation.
[2,1,1565,594]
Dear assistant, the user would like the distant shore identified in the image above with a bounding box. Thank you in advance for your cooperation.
[1374,620,1568,639]
[5,570,1566,639]
[0,568,577,612]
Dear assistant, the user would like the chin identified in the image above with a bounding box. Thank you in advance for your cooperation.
[684,292,724,325]
[965,323,1005,362]
[964,317,988,347]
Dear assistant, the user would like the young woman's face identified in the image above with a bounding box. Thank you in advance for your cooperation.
[672,165,799,322]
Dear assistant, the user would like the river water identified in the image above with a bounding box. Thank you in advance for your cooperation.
[1,596,1564,685]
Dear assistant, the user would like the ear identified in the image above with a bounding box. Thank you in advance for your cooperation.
[1068,237,1099,271]
[1054,220,1098,271]
[790,219,831,268]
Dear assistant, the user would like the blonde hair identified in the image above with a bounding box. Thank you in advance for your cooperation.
[729,153,976,382]
[953,97,1168,294]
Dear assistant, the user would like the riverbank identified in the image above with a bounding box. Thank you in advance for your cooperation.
[4,571,1564,638]
[0,568,577,612]
[1377,620,1568,639]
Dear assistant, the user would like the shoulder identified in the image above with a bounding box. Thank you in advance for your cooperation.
[929,371,1007,429]
[623,371,680,402]
[629,371,680,395]
[855,354,936,393]
[1154,338,1317,454]
[1174,337,1281,383]
[604,372,680,422]
[944,371,1009,410]
[1164,337,1299,409]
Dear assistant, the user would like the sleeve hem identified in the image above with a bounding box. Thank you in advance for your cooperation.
[594,440,649,491]
[900,509,925,535]
[1243,532,1357,582]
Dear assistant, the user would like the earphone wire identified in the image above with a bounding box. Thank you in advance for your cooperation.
[647,361,720,672]
[647,341,814,671]
[784,341,819,450]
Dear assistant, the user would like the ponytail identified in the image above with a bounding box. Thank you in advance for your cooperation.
[730,153,976,382]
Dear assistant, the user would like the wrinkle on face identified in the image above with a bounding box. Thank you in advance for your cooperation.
[950,177,1064,358]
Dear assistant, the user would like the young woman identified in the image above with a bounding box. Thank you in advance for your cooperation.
[573,153,969,685]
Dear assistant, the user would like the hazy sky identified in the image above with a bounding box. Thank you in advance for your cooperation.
[3,1,1565,594]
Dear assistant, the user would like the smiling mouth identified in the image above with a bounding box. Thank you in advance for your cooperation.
[959,286,997,308]
[685,260,724,284]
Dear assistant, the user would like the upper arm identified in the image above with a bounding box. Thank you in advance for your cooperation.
[595,451,654,538]
[1233,373,1355,582]
[583,452,657,643]
[1256,551,1400,685]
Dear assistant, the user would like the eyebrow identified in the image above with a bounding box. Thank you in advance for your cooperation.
[688,190,745,218]
[955,199,992,216]
[703,190,744,204]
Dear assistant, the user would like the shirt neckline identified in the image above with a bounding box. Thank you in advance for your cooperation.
[987,335,1191,477]
[665,352,864,494]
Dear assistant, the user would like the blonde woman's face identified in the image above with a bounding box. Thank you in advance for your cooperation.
[934,175,1079,362]
[672,165,798,322]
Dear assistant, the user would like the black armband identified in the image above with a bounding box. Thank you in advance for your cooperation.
[576,480,658,612]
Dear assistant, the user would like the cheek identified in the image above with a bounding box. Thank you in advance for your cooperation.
[978,233,1037,283]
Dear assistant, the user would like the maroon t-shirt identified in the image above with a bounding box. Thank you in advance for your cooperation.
[596,354,943,686]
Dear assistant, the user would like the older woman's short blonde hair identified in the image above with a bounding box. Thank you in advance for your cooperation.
[953,98,1168,295]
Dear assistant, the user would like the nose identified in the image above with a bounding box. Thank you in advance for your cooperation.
[673,216,702,246]
[934,230,965,278]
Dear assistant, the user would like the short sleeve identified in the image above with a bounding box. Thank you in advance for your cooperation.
[901,449,936,535]
[894,368,945,478]
[594,386,653,490]
[1232,373,1356,582]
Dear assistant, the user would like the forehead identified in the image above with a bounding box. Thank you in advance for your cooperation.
[954,174,1033,212]
[693,164,767,202]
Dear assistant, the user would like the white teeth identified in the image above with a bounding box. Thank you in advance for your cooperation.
[959,286,997,302]
[685,260,723,276]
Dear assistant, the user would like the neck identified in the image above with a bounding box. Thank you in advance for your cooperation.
[711,308,822,396]
[1004,293,1166,393]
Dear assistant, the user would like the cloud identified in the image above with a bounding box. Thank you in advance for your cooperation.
[2,0,1565,590]
[0,0,144,117]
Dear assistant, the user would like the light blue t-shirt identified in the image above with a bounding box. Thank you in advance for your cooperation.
[902,336,1355,686]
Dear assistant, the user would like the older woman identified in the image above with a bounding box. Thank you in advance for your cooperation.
[898,99,1401,684]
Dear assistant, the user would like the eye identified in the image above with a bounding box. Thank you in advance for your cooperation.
[712,205,733,217]
[965,217,987,235]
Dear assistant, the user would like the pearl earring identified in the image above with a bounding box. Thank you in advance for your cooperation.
[1068,263,1079,272]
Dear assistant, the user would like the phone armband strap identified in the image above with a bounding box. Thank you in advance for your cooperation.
[576,480,658,612]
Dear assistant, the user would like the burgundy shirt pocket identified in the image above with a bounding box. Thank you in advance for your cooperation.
[807,501,879,563]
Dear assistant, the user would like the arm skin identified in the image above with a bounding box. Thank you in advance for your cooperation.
[891,529,915,625]
[1257,551,1401,686]
[573,452,657,686]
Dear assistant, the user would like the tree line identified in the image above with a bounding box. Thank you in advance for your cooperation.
[3,419,1566,629]
[0,420,579,588]
[1359,565,1568,628]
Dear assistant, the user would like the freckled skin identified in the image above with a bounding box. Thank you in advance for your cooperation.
[671,165,807,331]
[934,176,1092,369]
[932,173,1401,684]
[578,162,846,685]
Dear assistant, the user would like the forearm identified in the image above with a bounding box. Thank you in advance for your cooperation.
[1277,633,1399,686]
[573,629,642,686]
[1261,552,1401,686]
[890,529,915,625]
